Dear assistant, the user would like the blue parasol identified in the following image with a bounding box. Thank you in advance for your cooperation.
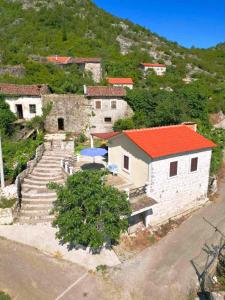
[80,147,108,157]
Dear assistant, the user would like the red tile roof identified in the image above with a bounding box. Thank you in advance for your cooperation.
[141,63,166,67]
[110,125,216,159]
[92,132,119,139]
[107,78,133,85]
[0,83,49,96]
[86,86,126,97]
[72,58,101,64]
[47,56,72,64]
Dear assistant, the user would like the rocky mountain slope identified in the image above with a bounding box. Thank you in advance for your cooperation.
[0,0,224,92]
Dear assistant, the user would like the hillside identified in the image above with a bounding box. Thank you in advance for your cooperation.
[0,0,224,109]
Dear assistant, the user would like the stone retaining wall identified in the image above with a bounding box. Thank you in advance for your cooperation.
[15,144,45,200]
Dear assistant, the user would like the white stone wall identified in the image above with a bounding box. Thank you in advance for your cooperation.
[108,134,150,187]
[146,149,212,225]
[6,96,42,120]
[112,83,133,89]
[89,97,133,133]
[144,66,166,76]
[84,62,102,83]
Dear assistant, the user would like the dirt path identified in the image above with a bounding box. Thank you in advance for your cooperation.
[109,164,225,300]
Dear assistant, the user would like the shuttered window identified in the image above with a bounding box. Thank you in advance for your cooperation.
[170,161,178,177]
[191,157,198,172]
[111,101,117,109]
[95,101,101,109]
[124,155,129,170]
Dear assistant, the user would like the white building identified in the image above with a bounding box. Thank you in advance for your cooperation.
[107,78,134,89]
[140,63,166,76]
[85,86,133,133]
[108,125,216,227]
[0,83,49,120]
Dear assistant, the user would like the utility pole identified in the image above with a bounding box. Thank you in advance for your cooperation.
[0,136,5,189]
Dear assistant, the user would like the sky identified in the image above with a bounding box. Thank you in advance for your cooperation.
[93,0,225,48]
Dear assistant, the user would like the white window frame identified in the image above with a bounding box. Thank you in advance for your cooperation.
[189,157,198,173]
[29,104,36,114]
[122,153,131,173]
[169,160,178,178]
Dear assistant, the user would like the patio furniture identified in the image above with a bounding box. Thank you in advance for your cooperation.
[107,163,118,176]
[80,147,108,163]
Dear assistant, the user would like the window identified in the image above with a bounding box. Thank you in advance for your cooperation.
[191,157,198,172]
[123,155,129,171]
[111,100,117,109]
[29,104,36,114]
[170,161,178,177]
[95,101,101,109]
[104,117,112,123]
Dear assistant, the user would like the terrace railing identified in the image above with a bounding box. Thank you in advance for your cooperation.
[129,185,146,199]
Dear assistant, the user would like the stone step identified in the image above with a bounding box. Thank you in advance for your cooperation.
[22,183,55,191]
[21,203,53,210]
[31,171,62,177]
[18,215,54,224]
[33,167,62,173]
[37,162,61,167]
[24,174,64,184]
[20,209,52,217]
[21,191,57,199]
[22,198,54,206]
[22,199,54,205]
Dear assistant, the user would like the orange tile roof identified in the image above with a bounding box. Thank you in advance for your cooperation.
[86,86,126,97]
[92,132,119,139]
[47,56,72,64]
[0,83,49,96]
[72,58,101,64]
[107,78,133,85]
[141,63,166,67]
[110,125,216,159]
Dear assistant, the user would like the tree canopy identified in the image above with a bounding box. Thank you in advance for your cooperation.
[49,170,131,251]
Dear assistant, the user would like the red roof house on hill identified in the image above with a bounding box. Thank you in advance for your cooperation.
[85,86,126,97]
[108,124,216,228]
[0,83,49,96]
[140,63,167,76]
[107,78,134,89]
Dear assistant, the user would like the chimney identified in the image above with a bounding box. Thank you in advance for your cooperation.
[182,122,197,132]
[83,85,87,95]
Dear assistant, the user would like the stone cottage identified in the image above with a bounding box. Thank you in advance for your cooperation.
[43,94,91,133]
[85,86,133,133]
[108,124,216,227]
[43,87,133,134]
[47,55,102,83]
[0,83,49,120]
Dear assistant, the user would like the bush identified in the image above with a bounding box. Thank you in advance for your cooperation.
[216,251,225,288]
[0,291,11,300]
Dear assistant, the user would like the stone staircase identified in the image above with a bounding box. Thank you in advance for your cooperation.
[18,141,72,224]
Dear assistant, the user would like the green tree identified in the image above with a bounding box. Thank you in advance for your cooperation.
[0,95,16,136]
[49,170,131,251]
[113,118,135,131]
[216,250,225,287]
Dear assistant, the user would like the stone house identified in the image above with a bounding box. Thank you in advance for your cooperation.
[108,124,216,227]
[47,55,102,83]
[0,83,49,120]
[107,78,134,89]
[72,58,102,83]
[43,94,91,133]
[140,63,166,76]
[85,86,133,133]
